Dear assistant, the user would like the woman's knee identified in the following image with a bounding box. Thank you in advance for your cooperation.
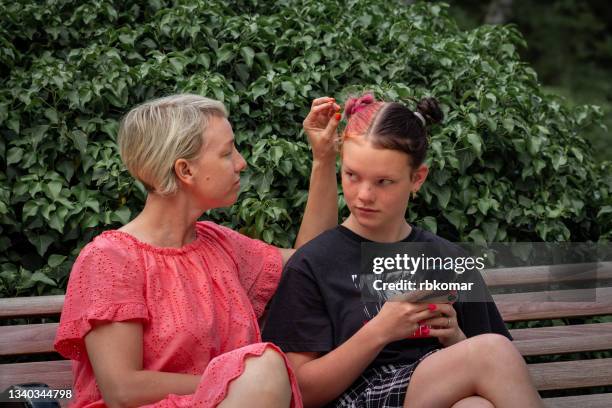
[246,348,290,387]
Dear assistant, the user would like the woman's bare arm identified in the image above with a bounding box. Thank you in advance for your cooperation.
[85,321,200,408]
[294,97,341,250]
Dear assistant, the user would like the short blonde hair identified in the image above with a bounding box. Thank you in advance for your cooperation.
[118,94,227,195]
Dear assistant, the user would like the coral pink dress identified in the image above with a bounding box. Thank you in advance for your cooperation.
[54,221,302,407]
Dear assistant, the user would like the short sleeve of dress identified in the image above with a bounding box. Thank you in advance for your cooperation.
[54,234,149,361]
[262,263,334,352]
[208,223,283,319]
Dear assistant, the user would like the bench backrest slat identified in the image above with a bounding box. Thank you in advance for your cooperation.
[0,323,59,356]
[0,295,64,318]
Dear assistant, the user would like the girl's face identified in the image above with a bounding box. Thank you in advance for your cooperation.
[341,136,428,237]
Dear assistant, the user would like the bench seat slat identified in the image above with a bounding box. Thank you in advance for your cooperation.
[0,323,59,356]
[510,322,612,356]
[528,359,612,390]
[543,393,612,408]
[0,360,72,392]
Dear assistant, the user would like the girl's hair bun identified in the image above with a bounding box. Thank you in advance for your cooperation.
[416,97,444,125]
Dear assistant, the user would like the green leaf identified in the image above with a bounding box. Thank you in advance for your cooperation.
[262,229,274,243]
[44,108,59,124]
[48,254,67,268]
[271,146,283,166]
[31,271,57,286]
[29,234,54,256]
[71,130,88,153]
[421,216,437,234]
[444,210,467,231]
[82,198,99,213]
[466,133,482,156]
[433,185,451,209]
[281,81,296,98]
[570,147,583,163]
[468,229,487,245]
[112,206,131,224]
[477,198,491,215]
[216,43,235,66]
[7,147,23,165]
[598,206,612,217]
[240,46,255,68]
[252,84,268,100]
[502,118,515,133]
[45,181,63,200]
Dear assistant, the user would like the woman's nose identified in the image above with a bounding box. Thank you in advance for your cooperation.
[235,152,247,172]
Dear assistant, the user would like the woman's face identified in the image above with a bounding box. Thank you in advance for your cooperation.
[178,115,247,209]
[341,136,427,234]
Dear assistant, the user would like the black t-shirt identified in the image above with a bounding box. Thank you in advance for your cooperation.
[262,225,511,369]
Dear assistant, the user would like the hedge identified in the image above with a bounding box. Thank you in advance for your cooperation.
[1,0,611,297]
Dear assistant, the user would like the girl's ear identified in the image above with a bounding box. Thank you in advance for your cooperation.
[411,164,429,192]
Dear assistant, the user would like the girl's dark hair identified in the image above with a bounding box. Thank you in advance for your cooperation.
[343,93,444,168]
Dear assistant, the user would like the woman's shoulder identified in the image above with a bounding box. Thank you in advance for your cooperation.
[75,230,143,264]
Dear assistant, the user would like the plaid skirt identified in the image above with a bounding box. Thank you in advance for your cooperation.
[327,350,438,408]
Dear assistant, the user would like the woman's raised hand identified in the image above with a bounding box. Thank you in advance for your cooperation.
[303,97,342,162]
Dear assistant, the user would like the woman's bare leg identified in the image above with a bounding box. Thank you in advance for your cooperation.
[219,348,292,408]
[404,334,542,408]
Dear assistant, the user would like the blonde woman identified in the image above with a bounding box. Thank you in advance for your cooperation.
[54,94,341,407]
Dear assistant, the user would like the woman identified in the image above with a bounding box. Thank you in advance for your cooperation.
[54,94,341,407]
[262,93,543,408]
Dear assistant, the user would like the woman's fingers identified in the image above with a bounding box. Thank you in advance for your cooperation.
[309,101,338,116]
[311,96,336,107]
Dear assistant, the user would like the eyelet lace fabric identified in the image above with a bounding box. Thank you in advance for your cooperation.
[54,221,302,407]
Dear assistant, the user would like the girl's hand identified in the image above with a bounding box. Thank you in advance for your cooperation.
[368,301,439,344]
[303,97,341,162]
[421,303,466,347]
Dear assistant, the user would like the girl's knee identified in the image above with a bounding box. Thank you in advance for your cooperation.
[451,396,495,408]
[468,334,523,369]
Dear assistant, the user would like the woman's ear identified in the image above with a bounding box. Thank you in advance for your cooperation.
[411,164,429,192]
[174,159,194,186]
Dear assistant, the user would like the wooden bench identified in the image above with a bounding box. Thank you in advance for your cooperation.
[1,263,611,407]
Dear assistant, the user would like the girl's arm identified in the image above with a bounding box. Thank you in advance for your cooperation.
[287,302,438,408]
[85,321,200,408]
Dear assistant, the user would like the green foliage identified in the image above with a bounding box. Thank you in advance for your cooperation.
[443,0,612,162]
[1,0,611,297]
